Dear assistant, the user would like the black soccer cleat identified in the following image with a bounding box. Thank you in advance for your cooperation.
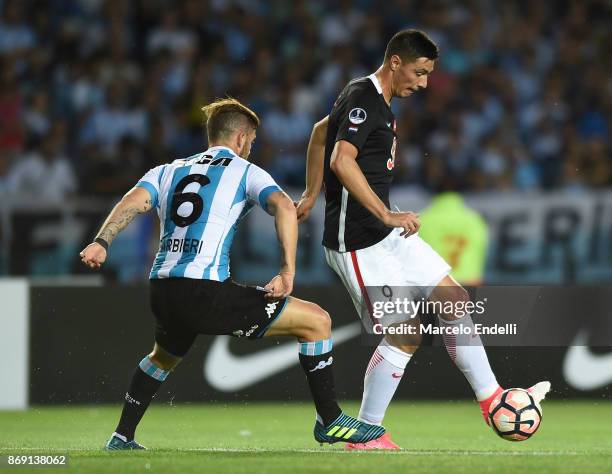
[314,412,386,444]
[105,434,146,450]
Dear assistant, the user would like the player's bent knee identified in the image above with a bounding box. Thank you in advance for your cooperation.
[270,298,332,340]
[305,305,332,341]
[318,308,332,336]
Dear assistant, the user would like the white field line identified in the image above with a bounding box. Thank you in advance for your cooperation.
[2,447,610,456]
[182,448,606,456]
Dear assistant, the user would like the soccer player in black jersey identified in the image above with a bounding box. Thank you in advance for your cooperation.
[297,29,550,449]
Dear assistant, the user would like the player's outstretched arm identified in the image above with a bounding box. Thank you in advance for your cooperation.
[296,115,328,222]
[264,191,297,299]
[79,186,154,269]
[330,140,420,237]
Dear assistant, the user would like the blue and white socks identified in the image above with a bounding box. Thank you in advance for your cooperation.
[114,356,171,441]
[298,338,342,426]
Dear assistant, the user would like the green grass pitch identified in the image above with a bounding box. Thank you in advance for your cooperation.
[1,401,611,474]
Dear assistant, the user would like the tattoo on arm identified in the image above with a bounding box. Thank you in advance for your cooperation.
[95,196,152,246]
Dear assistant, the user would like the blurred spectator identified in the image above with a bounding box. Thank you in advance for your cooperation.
[0,149,11,195]
[147,10,196,56]
[581,138,610,188]
[262,86,312,185]
[6,130,77,202]
[0,1,35,55]
[319,0,364,47]
[79,83,147,157]
[23,91,51,138]
[476,132,510,190]
[0,58,24,151]
[530,118,563,188]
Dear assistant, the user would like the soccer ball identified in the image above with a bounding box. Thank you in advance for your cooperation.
[488,388,542,441]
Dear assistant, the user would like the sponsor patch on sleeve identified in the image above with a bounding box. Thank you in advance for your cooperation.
[348,126,359,133]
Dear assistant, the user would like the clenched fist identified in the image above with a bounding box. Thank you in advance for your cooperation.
[79,242,107,269]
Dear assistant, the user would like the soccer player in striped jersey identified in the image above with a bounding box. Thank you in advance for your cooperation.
[80,98,386,450]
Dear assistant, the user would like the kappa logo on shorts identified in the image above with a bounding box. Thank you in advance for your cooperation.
[309,356,334,372]
[349,108,367,124]
[265,301,279,318]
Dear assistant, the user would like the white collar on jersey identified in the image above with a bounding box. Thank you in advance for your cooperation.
[206,145,237,155]
[368,73,383,95]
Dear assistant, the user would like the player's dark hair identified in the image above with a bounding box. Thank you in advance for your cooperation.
[201,98,260,143]
[384,29,439,63]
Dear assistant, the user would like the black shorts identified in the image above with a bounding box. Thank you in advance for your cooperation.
[150,278,288,357]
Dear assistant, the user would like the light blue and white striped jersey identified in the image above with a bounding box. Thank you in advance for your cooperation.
[135,146,282,281]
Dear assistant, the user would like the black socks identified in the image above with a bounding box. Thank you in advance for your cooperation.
[298,340,342,426]
[114,357,169,441]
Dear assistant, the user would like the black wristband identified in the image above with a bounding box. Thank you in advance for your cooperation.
[94,237,109,251]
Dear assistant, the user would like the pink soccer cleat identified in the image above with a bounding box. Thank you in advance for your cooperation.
[345,432,400,450]
[478,385,504,425]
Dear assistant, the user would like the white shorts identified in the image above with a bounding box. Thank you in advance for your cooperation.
[324,228,451,327]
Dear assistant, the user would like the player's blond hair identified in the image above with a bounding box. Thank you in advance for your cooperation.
[201,98,260,143]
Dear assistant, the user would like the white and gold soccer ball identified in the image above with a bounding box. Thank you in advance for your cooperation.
[488,388,542,441]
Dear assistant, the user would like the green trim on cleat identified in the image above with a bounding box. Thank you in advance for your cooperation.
[314,412,386,444]
[105,435,146,451]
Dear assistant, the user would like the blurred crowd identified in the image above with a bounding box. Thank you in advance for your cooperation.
[0,0,610,202]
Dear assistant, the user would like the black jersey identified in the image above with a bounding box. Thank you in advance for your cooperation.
[322,74,397,252]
